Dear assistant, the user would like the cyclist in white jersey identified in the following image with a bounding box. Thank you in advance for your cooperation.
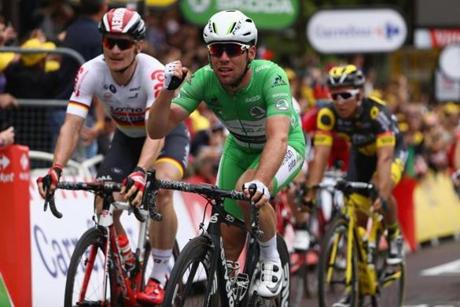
[37,8,189,304]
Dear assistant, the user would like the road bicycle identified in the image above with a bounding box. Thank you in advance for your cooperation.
[316,179,405,307]
[141,171,291,307]
[42,174,179,306]
[278,169,345,306]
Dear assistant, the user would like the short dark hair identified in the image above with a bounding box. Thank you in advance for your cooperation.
[80,0,105,16]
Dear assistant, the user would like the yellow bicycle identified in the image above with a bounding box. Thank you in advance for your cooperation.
[316,180,405,307]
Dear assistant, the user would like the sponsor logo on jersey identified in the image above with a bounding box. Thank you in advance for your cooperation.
[271,74,287,87]
[109,84,117,93]
[72,67,86,97]
[275,98,289,111]
[245,95,261,103]
[249,106,266,119]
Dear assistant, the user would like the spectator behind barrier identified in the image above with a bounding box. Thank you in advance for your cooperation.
[4,36,59,99]
[0,17,17,147]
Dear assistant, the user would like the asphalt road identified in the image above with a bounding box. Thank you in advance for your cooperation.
[301,239,460,306]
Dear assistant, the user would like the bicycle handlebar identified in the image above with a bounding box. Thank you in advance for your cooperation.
[43,181,147,222]
[144,170,262,238]
[315,179,378,200]
[43,171,258,234]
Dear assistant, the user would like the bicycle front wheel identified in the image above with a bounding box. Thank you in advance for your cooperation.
[318,216,359,307]
[163,236,216,307]
[64,226,120,307]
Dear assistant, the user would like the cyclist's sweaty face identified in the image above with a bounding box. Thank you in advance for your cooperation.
[208,43,255,87]
[330,87,361,119]
[103,34,138,72]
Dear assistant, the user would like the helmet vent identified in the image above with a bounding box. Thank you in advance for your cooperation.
[212,22,217,34]
[227,22,236,34]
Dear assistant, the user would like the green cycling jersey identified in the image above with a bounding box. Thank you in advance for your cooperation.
[172,59,305,157]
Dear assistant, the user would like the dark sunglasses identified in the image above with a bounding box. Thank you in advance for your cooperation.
[207,43,249,57]
[331,89,360,101]
[103,37,135,50]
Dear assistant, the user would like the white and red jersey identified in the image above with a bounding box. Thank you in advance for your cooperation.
[67,53,165,137]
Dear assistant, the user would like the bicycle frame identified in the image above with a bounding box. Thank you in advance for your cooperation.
[204,201,253,306]
[80,195,150,305]
[44,180,156,306]
[329,192,384,296]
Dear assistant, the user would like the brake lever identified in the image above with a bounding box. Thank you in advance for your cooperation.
[248,183,264,240]
[132,206,146,223]
[143,170,162,221]
[42,176,63,219]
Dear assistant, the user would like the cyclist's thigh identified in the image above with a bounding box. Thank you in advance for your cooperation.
[154,122,189,181]
[270,145,304,193]
[218,140,258,220]
[243,145,304,195]
[96,129,144,182]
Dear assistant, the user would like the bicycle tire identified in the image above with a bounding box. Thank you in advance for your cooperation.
[163,236,217,307]
[64,226,122,307]
[318,216,359,307]
[290,261,307,307]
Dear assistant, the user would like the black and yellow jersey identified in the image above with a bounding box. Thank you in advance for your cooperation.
[314,96,403,156]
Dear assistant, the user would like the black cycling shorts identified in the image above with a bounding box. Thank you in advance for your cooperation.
[97,122,190,182]
[346,143,407,186]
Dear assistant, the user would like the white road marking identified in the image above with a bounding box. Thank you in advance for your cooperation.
[421,259,460,276]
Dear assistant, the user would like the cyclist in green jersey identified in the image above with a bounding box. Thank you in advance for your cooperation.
[147,10,305,298]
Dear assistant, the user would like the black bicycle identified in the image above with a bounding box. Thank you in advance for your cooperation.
[143,171,290,307]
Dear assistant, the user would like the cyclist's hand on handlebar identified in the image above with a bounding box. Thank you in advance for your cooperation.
[243,180,270,208]
[121,166,146,207]
[300,186,316,213]
[164,61,188,91]
[372,196,388,212]
[37,163,63,198]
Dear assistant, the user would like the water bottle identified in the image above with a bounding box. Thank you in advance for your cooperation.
[118,234,136,272]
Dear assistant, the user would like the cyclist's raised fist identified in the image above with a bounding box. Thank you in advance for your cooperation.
[37,163,63,198]
[164,61,188,90]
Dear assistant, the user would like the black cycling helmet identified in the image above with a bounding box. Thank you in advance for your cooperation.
[327,65,365,89]
[98,8,146,40]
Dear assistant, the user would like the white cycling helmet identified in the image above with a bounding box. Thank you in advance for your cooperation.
[203,10,257,46]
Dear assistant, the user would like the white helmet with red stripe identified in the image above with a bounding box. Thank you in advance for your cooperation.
[99,8,146,40]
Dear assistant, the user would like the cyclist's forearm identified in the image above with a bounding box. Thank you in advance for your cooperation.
[306,145,330,187]
[376,147,393,199]
[137,136,165,170]
[53,115,84,166]
[256,136,287,187]
[147,90,176,138]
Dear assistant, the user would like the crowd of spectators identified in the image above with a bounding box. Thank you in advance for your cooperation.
[0,1,459,186]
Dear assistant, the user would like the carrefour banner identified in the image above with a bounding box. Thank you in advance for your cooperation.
[180,0,299,30]
[307,8,407,53]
